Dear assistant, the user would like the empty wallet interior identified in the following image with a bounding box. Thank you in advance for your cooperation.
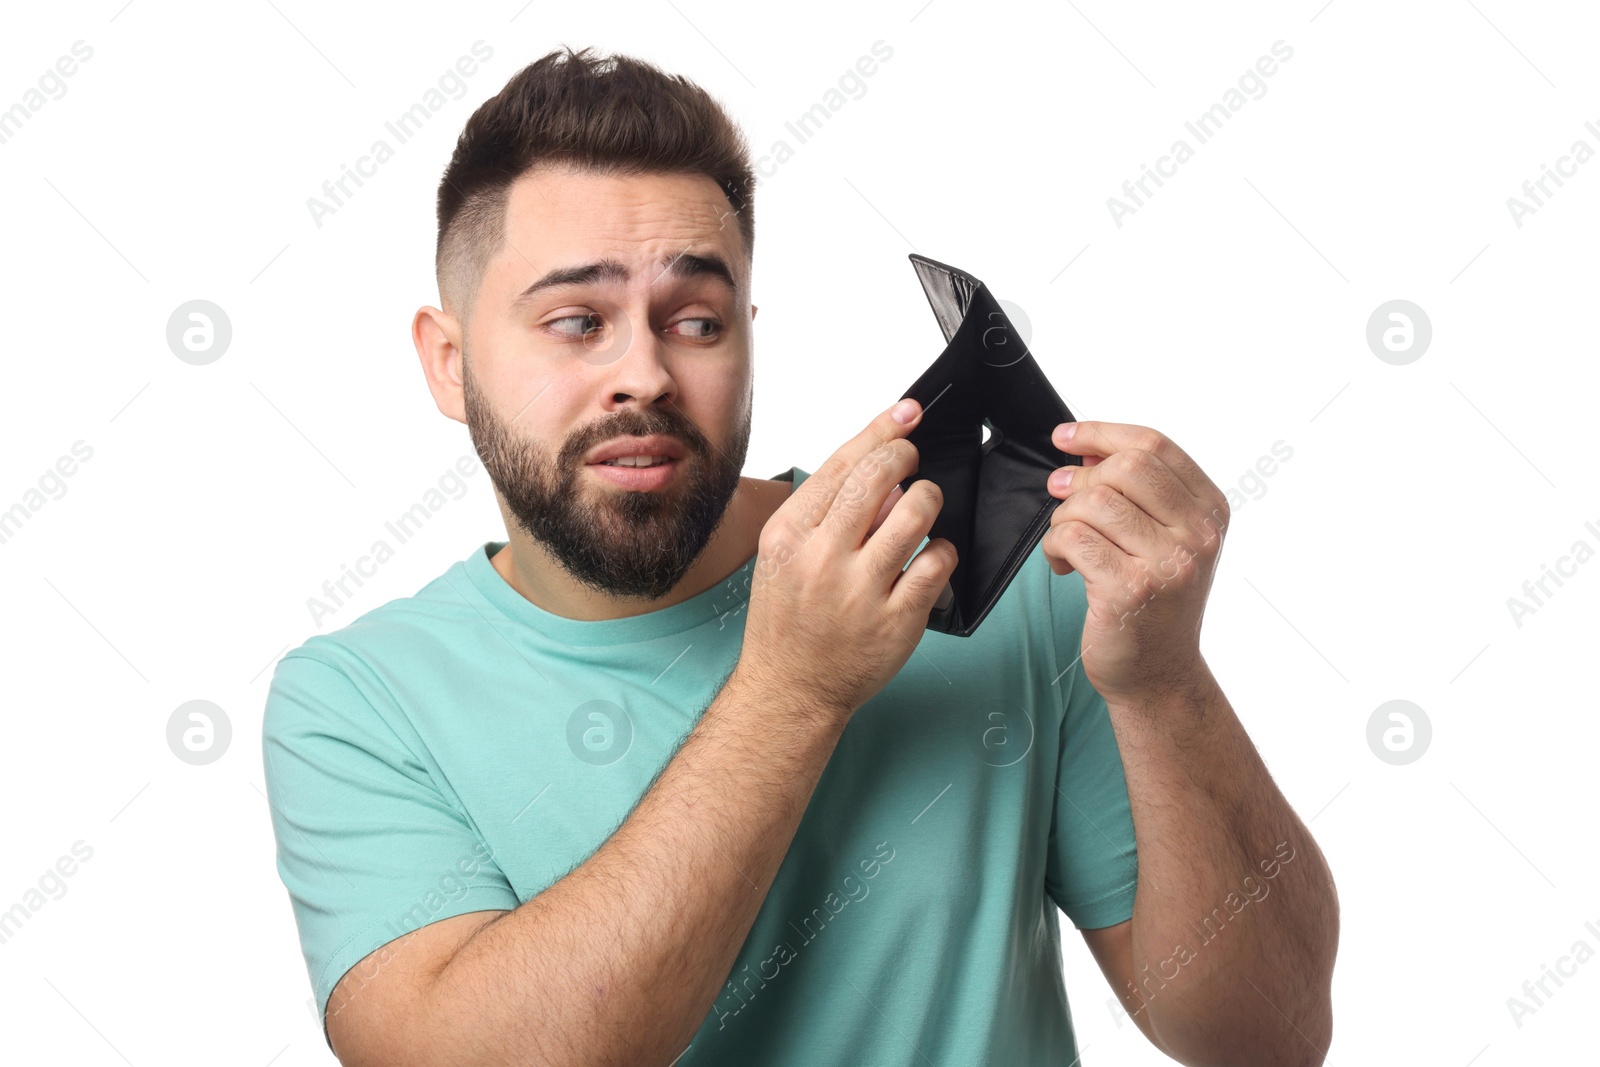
[896,253,1081,637]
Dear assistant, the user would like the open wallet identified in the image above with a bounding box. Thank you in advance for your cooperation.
[895,253,1081,638]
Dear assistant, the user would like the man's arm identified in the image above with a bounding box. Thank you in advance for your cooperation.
[328,665,848,1067]
[1082,663,1338,1066]
[325,398,957,1067]
[1042,419,1339,1065]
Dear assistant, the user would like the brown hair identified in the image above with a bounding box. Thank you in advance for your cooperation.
[435,46,756,325]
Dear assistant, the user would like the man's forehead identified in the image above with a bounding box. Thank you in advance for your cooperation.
[508,249,744,311]
[505,167,741,255]
[513,163,734,206]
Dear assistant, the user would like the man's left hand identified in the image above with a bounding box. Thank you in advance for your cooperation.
[1045,421,1229,709]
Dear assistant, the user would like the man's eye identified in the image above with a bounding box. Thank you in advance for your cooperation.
[673,318,722,340]
[547,313,602,338]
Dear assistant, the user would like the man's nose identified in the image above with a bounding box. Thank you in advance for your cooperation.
[595,308,676,407]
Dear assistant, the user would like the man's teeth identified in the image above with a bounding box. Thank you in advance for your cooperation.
[602,455,670,468]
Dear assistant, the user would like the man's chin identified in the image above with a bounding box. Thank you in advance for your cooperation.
[561,538,705,602]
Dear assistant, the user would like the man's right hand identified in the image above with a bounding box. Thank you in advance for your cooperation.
[737,398,958,723]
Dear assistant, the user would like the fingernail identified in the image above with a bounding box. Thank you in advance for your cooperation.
[892,399,917,424]
[1050,469,1074,491]
[1056,422,1077,444]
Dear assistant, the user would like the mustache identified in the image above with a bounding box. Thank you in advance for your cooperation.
[564,408,708,462]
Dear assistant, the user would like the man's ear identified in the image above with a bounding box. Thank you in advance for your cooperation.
[414,305,466,424]
[751,304,758,321]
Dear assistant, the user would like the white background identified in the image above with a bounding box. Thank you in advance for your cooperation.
[2,0,1596,1063]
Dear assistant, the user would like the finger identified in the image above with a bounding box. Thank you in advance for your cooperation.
[863,477,940,589]
[1053,454,1104,475]
[867,485,904,536]
[891,535,959,619]
[1052,421,1212,504]
[1044,546,1076,578]
[790,399,921,530]
[1051,447,1197,532]
[823,435,919,548]
[1048,484,1167,561]
[1043,514,1134,588]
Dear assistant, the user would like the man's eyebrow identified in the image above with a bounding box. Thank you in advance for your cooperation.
[511,252,742,308]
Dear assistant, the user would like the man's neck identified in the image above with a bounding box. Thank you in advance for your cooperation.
[489,474,796,622]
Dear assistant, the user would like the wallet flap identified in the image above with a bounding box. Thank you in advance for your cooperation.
[911,255,982,344]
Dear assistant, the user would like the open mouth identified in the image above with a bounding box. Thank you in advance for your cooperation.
[587,456,681,489]
[596,456,673,468]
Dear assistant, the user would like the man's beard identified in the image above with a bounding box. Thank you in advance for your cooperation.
[463,359,751,602]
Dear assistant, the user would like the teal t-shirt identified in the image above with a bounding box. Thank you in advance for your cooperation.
[263,466,1138,1062]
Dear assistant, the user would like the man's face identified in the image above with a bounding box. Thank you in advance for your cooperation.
[460,165,754,601]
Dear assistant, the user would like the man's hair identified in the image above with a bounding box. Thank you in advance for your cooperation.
[435,45,756,325]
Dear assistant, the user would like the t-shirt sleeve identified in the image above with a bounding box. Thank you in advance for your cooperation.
[1041,564,1140,929]
[261,651,523,1039]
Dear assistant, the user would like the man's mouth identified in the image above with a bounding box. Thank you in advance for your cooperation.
[597,455,674,468]
[586,454,682,490]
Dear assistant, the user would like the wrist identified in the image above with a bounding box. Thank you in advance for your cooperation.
[725,663,852,736]
[1102,658,1220,730]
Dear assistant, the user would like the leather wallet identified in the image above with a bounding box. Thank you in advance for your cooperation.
[896,253,1080,637]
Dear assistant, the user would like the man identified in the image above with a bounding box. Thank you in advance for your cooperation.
[263,45,1338,1066]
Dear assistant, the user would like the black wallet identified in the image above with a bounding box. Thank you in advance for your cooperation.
[896,254,1080,637]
